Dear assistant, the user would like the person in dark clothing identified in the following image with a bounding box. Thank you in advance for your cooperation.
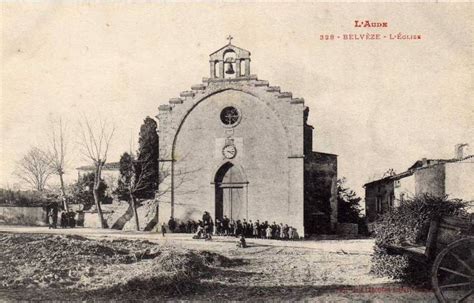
[283,224,289,240]
[229,219,235,236]
[215,218,221,235]
[271,222,278,239]
[237,235,247,248]
[202,211,213,236]
[253,220,260,238]
[261,221,269,239]
[60,212,67,228]
[168,217,177,233]
[186,220,192,233]
[236,220,243,236]
[68,212,76,228]
[202,211,211,225]
[247,220,253,237]
[161,222,167,237]
[222,215,230,236]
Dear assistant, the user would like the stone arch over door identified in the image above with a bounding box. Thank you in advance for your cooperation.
[213,162,248,221]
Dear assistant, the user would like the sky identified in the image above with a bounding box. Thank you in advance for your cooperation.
[1,2,473,198]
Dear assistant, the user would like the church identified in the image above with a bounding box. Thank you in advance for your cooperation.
[156,39,337,236]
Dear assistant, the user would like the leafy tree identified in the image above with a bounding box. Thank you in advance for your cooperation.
[134,117,159,199]
[114,117,159,231]
[69,172,109,210]
[337,178,364,224]
[115,152,134,201]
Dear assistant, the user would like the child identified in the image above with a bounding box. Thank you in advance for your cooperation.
[161,222,167,237]
[237,235,247,248]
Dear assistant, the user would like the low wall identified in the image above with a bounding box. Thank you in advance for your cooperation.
[0,206,48,226]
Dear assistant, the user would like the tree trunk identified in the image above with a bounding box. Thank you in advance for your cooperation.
[93,187,107,228]
[94,164,107,228]
[59,172,68,211]
[130,193,140,231]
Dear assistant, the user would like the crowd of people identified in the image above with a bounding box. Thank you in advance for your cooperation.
[167,211,300,240]
[48,210,77,229]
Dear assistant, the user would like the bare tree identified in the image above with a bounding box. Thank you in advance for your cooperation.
[15,147,54,191]
[47,117,69,211]
[78,116,115,228]
[127,154,157,230]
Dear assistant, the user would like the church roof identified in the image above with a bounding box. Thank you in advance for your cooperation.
[209,43,251,61]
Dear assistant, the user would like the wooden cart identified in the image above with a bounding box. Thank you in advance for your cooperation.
[387,214,473,302]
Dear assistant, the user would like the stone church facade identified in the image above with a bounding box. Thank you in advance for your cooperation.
[157,41,337,236]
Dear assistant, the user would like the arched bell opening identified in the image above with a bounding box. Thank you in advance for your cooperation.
[213,162,248,221]
[223,50,237,79]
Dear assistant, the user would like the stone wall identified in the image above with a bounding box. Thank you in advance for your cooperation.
[393,173,415,206]
[304,152,337,234]
[415,164,445,197]
[365,179,394,222]
[0,206,48,226]
[445,159,474,210]
[158,79,306,234]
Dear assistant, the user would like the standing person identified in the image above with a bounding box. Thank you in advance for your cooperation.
[279,223,285,239]
[60,211,67,228]
[202,211,211,226]
[214,218,220,235]
[186,220,192,233]
[223,215,230,236]
[48,210,55,229]
[283,224,289,240]
[253,221,259,238]
[293,228,299,240]
[236,220,243,236]
[247,220,253,237]
[161,222,167,237]
[168,217,176,233]
[229,219,235,236]
[261,221,269,239]
[271,222,278,239]
[288,226,294,240]
[266,225,272,239]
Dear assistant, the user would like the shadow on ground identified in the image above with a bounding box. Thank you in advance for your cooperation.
[1,281,434,302]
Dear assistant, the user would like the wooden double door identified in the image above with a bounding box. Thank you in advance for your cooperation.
[214,162,247,221]
[215,185,245,221]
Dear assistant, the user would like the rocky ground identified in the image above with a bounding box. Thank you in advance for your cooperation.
[0,228,436,302]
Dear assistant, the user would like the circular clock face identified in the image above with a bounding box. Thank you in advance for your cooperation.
[222,145,237,159]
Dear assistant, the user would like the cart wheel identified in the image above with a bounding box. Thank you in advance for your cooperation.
[432,237,474,302]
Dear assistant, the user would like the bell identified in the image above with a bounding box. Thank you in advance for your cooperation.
[225,63,235,75]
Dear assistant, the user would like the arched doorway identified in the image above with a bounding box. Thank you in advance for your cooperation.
[214,162,248,221]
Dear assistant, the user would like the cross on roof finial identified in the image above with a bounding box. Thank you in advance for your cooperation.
[226,35,233,45]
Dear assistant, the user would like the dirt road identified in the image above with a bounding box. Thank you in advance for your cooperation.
[0,226,436,302]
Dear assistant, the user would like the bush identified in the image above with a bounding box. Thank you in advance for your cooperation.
[370,194,468,285]
[68,172,111,209]
[0,189,59,207]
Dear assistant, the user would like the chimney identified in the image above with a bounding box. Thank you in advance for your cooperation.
[455,143,468,160]
[422,158,428,167]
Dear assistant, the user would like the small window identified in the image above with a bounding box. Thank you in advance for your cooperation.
[220,106,241,127]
